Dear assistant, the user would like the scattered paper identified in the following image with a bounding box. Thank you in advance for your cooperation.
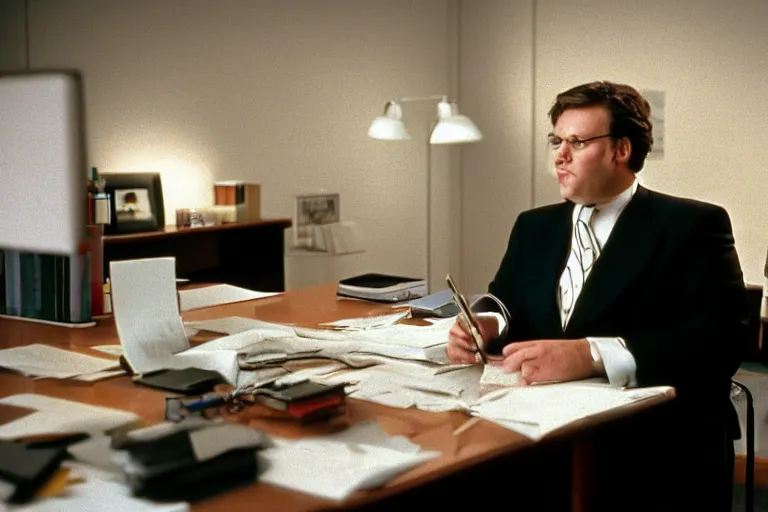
[259,433,439,501]
[155,349,240,385]
[326,421,422,454]
[479,364,523,392]
[178,284,281,312]
[0,344,120,379]
[320,311,410,330]
[0,394,139,441]
[91,345,123,357]
[186,327,296,353]
[110,258,190,375]
[470,380,672,440]
[184,316,295,336]
[73,369,126,382]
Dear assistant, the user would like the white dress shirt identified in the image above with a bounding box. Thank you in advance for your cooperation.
[568,179,639,388]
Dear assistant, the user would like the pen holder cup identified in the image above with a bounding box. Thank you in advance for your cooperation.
[469,293,510,357]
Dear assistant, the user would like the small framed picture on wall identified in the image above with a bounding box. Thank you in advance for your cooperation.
[293,192,340,248]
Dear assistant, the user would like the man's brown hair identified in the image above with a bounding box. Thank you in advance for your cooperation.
[548,81,653,172]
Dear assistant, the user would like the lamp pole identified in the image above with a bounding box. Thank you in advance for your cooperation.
[368,94,482,293]
[425,122,432,293]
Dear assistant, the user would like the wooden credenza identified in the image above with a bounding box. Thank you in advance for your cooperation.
[103,218,292,292]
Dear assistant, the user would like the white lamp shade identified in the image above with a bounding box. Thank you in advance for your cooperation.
[368,102,411,140]
[429,100,483,144]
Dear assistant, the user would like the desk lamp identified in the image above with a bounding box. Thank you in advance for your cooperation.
[368,95,482,291]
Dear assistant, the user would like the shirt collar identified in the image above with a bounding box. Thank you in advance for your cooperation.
[571,178,639,225]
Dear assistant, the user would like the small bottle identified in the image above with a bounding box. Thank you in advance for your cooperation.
[103,278,112,314]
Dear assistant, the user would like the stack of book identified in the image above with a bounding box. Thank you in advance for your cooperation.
[252,380,347,422]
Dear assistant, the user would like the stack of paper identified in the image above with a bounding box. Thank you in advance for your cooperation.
[469,380,672,440]
[259,421,439,501]
[0,344,123,381]
[0,394,139,441]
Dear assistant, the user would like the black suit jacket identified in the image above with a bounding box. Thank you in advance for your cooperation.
[487,185,748,426]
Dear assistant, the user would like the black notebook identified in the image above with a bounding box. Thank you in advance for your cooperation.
[134,368,226,395]
[337,273,427,302]
[0,441,66,503]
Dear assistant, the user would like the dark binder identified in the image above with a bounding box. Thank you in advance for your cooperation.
[0,441,66,503]
[134,368,226,395]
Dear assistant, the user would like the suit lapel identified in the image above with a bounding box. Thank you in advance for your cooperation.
[530,203,573,333]
[565,186,657,335]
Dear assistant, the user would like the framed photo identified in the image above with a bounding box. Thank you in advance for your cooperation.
[101,172,165,235]
[293,193,340,248]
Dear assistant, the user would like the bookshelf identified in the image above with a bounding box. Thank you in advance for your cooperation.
[103,218,292,292]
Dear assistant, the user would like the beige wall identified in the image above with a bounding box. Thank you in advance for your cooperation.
[1,0,462,291]
[3,0,767,291]
[460,0,534,294]
[461,0,768,291]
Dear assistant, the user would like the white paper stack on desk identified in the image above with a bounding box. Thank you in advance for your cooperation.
[0,344,124,382]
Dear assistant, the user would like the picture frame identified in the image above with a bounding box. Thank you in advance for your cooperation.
[101,172,165,235]
[293,192,340,248]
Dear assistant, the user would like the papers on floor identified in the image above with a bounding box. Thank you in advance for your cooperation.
[469,380,673,440]
[0,344,120,380]
[0,394,139,441]
[259,421,439,501]
[177,284,282,312]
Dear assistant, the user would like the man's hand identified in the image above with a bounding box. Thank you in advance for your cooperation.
[445,314,500,365]
[495,339,593,385]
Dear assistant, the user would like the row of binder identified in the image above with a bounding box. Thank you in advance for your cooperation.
[0,249,91,324]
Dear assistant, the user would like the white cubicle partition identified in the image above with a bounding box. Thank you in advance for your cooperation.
[0,71,86,255]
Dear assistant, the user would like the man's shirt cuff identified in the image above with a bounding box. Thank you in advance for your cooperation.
[586,337,637,388]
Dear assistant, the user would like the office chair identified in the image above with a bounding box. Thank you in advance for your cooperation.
[732,379,754,512]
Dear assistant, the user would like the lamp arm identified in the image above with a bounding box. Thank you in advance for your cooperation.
[399,94,450,104]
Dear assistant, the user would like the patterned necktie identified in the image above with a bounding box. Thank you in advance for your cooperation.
[558,205,601,328]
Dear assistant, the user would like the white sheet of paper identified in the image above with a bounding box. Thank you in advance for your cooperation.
[0,394,139,440]
[91,345,124,356]
[73,369,126,382]
[184,316,295,335]
[178,284,281,311]
[479,365,523,391]
[110,258,190,374]
[326,421,422,454]
[186,326,296,353]
[470,381,672,440]
[259,438,439,501]
[157,349,240,385]
[320,311,410,330]
[0,344,120,379]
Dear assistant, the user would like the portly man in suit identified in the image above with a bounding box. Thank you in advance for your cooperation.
[446,81,747,510]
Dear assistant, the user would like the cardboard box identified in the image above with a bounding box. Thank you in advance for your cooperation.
[214,181,260,222]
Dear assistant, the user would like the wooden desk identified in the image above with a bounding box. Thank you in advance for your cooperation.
[103,219,292,292]
[0,284,675,511]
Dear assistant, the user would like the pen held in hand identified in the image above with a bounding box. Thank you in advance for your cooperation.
[446,273,487,364]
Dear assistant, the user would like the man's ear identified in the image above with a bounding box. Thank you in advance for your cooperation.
[614,137,631,165]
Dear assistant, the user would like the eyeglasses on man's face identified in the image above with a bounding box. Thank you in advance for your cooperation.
[547,133,613,151]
